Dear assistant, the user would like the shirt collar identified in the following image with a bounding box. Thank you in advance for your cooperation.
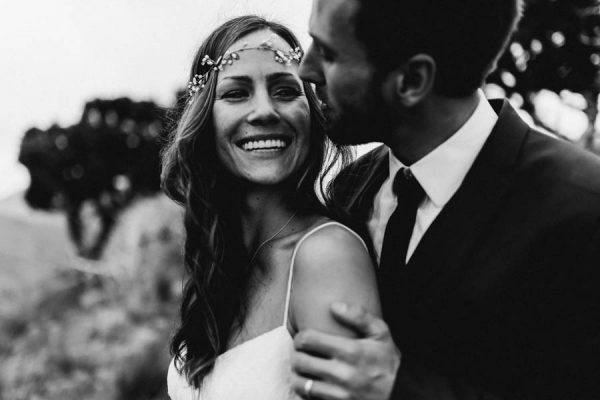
[388,90,498,207]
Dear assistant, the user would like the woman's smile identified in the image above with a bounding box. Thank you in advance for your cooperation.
[236,135,291,152]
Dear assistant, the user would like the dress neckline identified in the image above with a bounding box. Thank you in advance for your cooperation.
[219,326,291,360]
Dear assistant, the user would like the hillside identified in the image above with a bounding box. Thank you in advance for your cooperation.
[0,193,75,316]
[0,193,185,400]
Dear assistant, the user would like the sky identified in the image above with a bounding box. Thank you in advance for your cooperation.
[0,0,313,199]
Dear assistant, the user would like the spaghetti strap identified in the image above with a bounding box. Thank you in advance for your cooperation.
[282,221,368,326]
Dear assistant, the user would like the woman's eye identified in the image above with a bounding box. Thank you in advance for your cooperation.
[273,87,302,99]
[221,89,248,100]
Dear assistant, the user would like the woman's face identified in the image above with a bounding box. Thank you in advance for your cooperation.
[212,30,311,186]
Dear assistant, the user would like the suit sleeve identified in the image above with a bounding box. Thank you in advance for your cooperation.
[390,364,503,400]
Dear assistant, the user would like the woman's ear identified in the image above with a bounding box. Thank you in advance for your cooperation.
[381,54,436,108]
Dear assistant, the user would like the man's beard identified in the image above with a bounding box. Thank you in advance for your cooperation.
[323,84,393,146]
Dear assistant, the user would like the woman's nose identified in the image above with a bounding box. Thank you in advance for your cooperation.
[246,91,280,125]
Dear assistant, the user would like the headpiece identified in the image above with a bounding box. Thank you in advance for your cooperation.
[187,36,303,101]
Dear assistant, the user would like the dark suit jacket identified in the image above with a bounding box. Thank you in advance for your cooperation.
[330,99,600,399]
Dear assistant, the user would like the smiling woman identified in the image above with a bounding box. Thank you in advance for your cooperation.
[212,31,312,185]
[160,15,381,400]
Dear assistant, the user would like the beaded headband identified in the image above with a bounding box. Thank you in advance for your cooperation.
[187,36,303,101]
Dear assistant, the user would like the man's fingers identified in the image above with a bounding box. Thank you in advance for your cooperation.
[294,329,358,361]
[292,351,354,385]
[292,324,401,400]
[291,376,352,400]
[330,302,390,338]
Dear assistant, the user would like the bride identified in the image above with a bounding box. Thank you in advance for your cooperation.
[161,15,381,399]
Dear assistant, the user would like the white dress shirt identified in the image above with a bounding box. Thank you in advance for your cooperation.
[368,91,499,264]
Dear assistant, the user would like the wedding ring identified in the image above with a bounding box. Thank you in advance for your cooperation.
[303,378,314,398]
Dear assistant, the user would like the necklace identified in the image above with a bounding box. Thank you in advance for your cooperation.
[247,211,297,265]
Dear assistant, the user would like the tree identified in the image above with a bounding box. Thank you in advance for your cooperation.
[19,98,166,259]
[487,0,600,152]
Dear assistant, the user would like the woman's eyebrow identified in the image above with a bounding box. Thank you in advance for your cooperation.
[218,72,300,85]
[267,72,300,82]
[219,75,252,83]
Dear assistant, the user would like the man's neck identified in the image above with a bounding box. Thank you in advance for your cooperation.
[387,91,481,166]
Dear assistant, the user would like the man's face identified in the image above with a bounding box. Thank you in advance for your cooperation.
[300,0,391,145]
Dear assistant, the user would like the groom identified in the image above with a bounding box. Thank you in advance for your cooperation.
[292,0,600,399]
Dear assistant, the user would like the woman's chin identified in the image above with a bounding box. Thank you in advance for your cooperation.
[233,168,299,188]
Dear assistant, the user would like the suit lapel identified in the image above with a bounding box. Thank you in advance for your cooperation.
[389,100,531,304]
[327,145,389,259]
[335,145,388,258]
[346,145,389,220]
[331,145,388,223]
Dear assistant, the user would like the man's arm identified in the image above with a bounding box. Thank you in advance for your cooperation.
[292,303,399,400]
[291,304,506,400]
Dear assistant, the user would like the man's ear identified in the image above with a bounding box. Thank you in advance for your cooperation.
[381,54,436,107]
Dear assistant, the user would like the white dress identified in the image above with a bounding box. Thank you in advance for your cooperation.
[167,222,367,400]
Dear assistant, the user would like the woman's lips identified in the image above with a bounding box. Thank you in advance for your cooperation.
[241,139,288,151]
[236,135,291,151]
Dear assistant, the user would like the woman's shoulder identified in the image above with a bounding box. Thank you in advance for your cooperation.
[292,219,371,279]
[294,217,368,255]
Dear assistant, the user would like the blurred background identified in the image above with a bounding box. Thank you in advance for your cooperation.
[0,0,598,399]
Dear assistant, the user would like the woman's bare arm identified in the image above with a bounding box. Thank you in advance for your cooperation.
[289,224,381,337]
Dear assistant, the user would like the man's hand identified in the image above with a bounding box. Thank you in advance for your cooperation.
[291,302,400,400]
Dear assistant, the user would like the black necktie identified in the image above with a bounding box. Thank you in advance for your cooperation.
[379,168,425,274]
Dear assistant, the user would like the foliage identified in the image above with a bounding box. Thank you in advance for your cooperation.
[18,98,166,259]
[487,0,600,150]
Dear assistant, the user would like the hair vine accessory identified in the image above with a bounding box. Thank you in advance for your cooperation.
[187,36,303,101]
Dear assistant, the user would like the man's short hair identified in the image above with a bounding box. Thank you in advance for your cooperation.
[355,0,523,97]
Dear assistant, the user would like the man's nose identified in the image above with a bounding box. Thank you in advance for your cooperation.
[247,91,280,125]
[299,43,324,85]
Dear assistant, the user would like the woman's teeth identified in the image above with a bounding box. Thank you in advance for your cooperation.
[241,139,287,151]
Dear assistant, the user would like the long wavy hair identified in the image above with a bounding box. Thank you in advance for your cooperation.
[161,15,352,389]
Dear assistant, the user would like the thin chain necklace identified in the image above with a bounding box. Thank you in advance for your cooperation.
[247,211,297,266]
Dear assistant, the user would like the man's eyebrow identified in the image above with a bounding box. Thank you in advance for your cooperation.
[310,35,336,56]
[310,34,325,48]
